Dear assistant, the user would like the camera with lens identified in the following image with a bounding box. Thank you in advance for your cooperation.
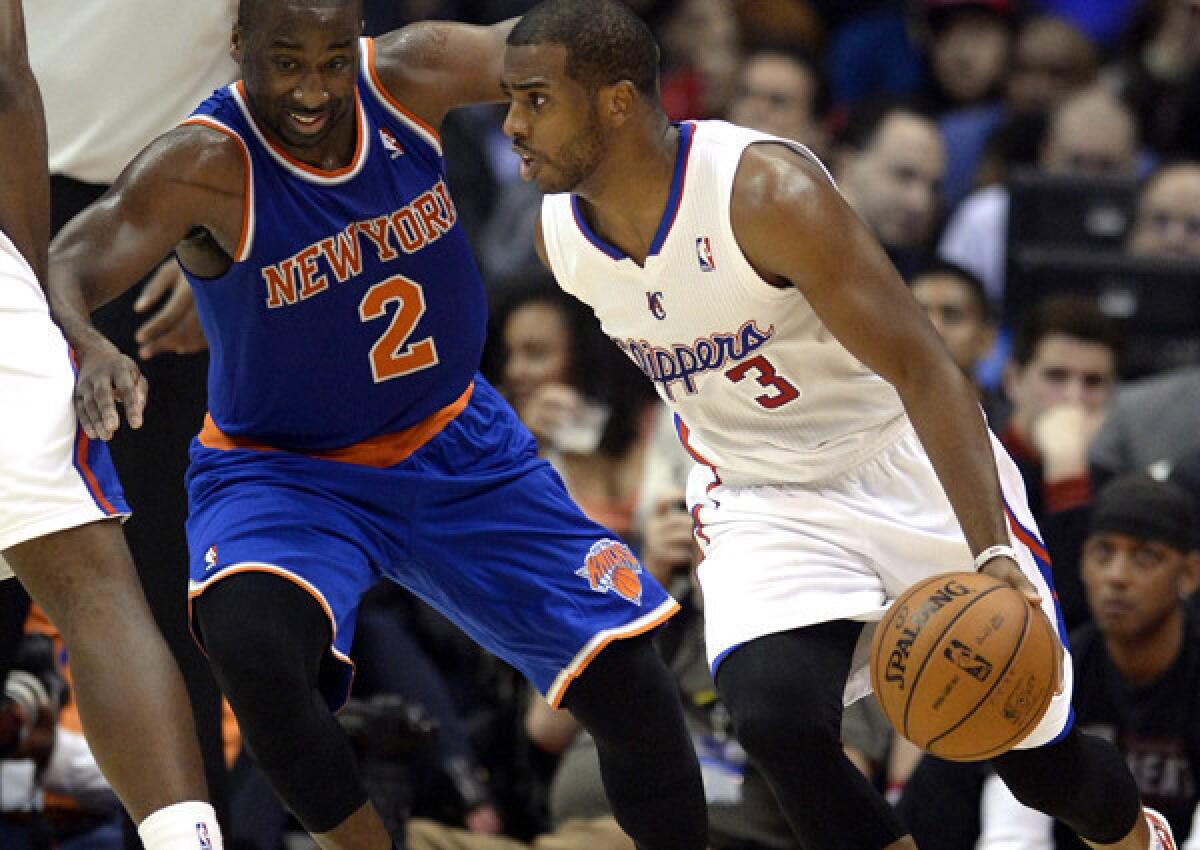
[337,694,439,842]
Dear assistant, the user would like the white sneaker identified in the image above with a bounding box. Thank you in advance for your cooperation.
[1145,807,1177,850]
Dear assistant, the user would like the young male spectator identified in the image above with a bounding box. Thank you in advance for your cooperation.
[833,97,947,279]
[1001,295,1122,627]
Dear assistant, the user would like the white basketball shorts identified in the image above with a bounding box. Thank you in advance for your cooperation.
[687,417,1073,750]
[0,254,129,580]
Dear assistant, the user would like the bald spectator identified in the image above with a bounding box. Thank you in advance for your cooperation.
[833,97,947,279]
[1127,161,1200,259]
[1006,15,1100,117]
[727,42,829,159]
[940,85,1140,303]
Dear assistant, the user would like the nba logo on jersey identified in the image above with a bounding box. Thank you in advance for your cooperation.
[575,539,644,605]
[204,545,218,571]
[379,127,404,159]
[696,236,716,272]
[196,822,213,850]
[647,290,667,320]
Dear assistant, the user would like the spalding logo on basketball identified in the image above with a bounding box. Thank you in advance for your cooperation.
[869,571,1058,761]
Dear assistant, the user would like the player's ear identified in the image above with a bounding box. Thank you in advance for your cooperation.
[231,26,244,64]
[602,80,637,129]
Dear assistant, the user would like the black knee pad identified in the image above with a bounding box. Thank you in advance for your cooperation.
[716,622,859,761]
[194,573,367,833]
[563,635,708,850]
[992,727,1141,844]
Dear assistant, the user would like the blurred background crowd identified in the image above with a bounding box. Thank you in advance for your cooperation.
[1,0,1198,848]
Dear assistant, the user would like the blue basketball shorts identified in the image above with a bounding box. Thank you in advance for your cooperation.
[185,377,677,709]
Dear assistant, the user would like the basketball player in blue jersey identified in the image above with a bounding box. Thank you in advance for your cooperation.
[46,2,707,849]
[0,2,224,848]
[501,2,1177,850]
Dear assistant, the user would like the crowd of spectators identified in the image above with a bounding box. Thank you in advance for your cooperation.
[2,0,1199,848]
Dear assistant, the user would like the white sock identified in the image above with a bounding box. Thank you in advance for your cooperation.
[137,801,223,850]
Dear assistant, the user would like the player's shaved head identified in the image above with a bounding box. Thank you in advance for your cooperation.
[508,0,660,98]
[237,0,362,35]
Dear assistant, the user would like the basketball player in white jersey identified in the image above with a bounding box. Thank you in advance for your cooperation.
[0,2,222,847]
[501,2,1176,849]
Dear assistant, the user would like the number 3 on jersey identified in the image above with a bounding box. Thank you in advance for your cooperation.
[359,274,439,382]
[726,354,799,409]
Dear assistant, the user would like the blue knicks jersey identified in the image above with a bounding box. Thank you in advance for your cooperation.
[180,39,487,451]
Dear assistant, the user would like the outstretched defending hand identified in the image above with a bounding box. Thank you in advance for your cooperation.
[72,337,147,440]
[133,259,208,359]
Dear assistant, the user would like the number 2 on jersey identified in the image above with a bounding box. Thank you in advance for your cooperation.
[725,355,799,409]
[359,274,439,383]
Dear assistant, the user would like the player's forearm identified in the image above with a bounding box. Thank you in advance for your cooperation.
[45,245,119,355]
[898,355,1012,557]
[45,275,111,355]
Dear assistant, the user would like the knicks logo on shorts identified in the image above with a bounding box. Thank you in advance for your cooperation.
[575,539,643,606]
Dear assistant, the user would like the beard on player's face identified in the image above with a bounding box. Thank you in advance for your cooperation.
[536,109,607,193]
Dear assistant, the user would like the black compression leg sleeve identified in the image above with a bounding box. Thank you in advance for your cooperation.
[992,726,1142,844]
[193,572,369,833]
[561,634,708,850]
[716,622,907,850]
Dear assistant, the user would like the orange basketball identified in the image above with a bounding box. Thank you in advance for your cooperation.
[869,571,1058,761]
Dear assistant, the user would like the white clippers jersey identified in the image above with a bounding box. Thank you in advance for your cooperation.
[0,228,47,315]
[540,120,907,486]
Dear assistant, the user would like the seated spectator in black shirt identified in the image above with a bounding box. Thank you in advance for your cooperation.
[897,473,1200,848]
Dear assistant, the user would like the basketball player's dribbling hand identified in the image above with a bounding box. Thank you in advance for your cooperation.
[979,555,1065,694]
[978,555,1040,606]
[133,259,208,359]
[72,336,148,441]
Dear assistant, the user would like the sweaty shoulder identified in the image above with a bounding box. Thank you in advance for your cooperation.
[113,122,248,261]
[140,122,246,199]
[729,141,838,286]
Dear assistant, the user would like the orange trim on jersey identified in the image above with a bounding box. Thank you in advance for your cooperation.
[182,116,253,261]
[197,381,474,467]
[235,80,367,178]
[363,38,442,144]
[74,426,117,515]
[187,563,357,709]
[547,599,680,708]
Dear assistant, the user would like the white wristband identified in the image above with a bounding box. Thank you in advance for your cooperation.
[974,544,1019,570]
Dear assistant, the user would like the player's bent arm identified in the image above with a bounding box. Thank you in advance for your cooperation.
[0,0,49,284]
[47,125,245,354]
[371,19,516,127]
[730,143,1014,560]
